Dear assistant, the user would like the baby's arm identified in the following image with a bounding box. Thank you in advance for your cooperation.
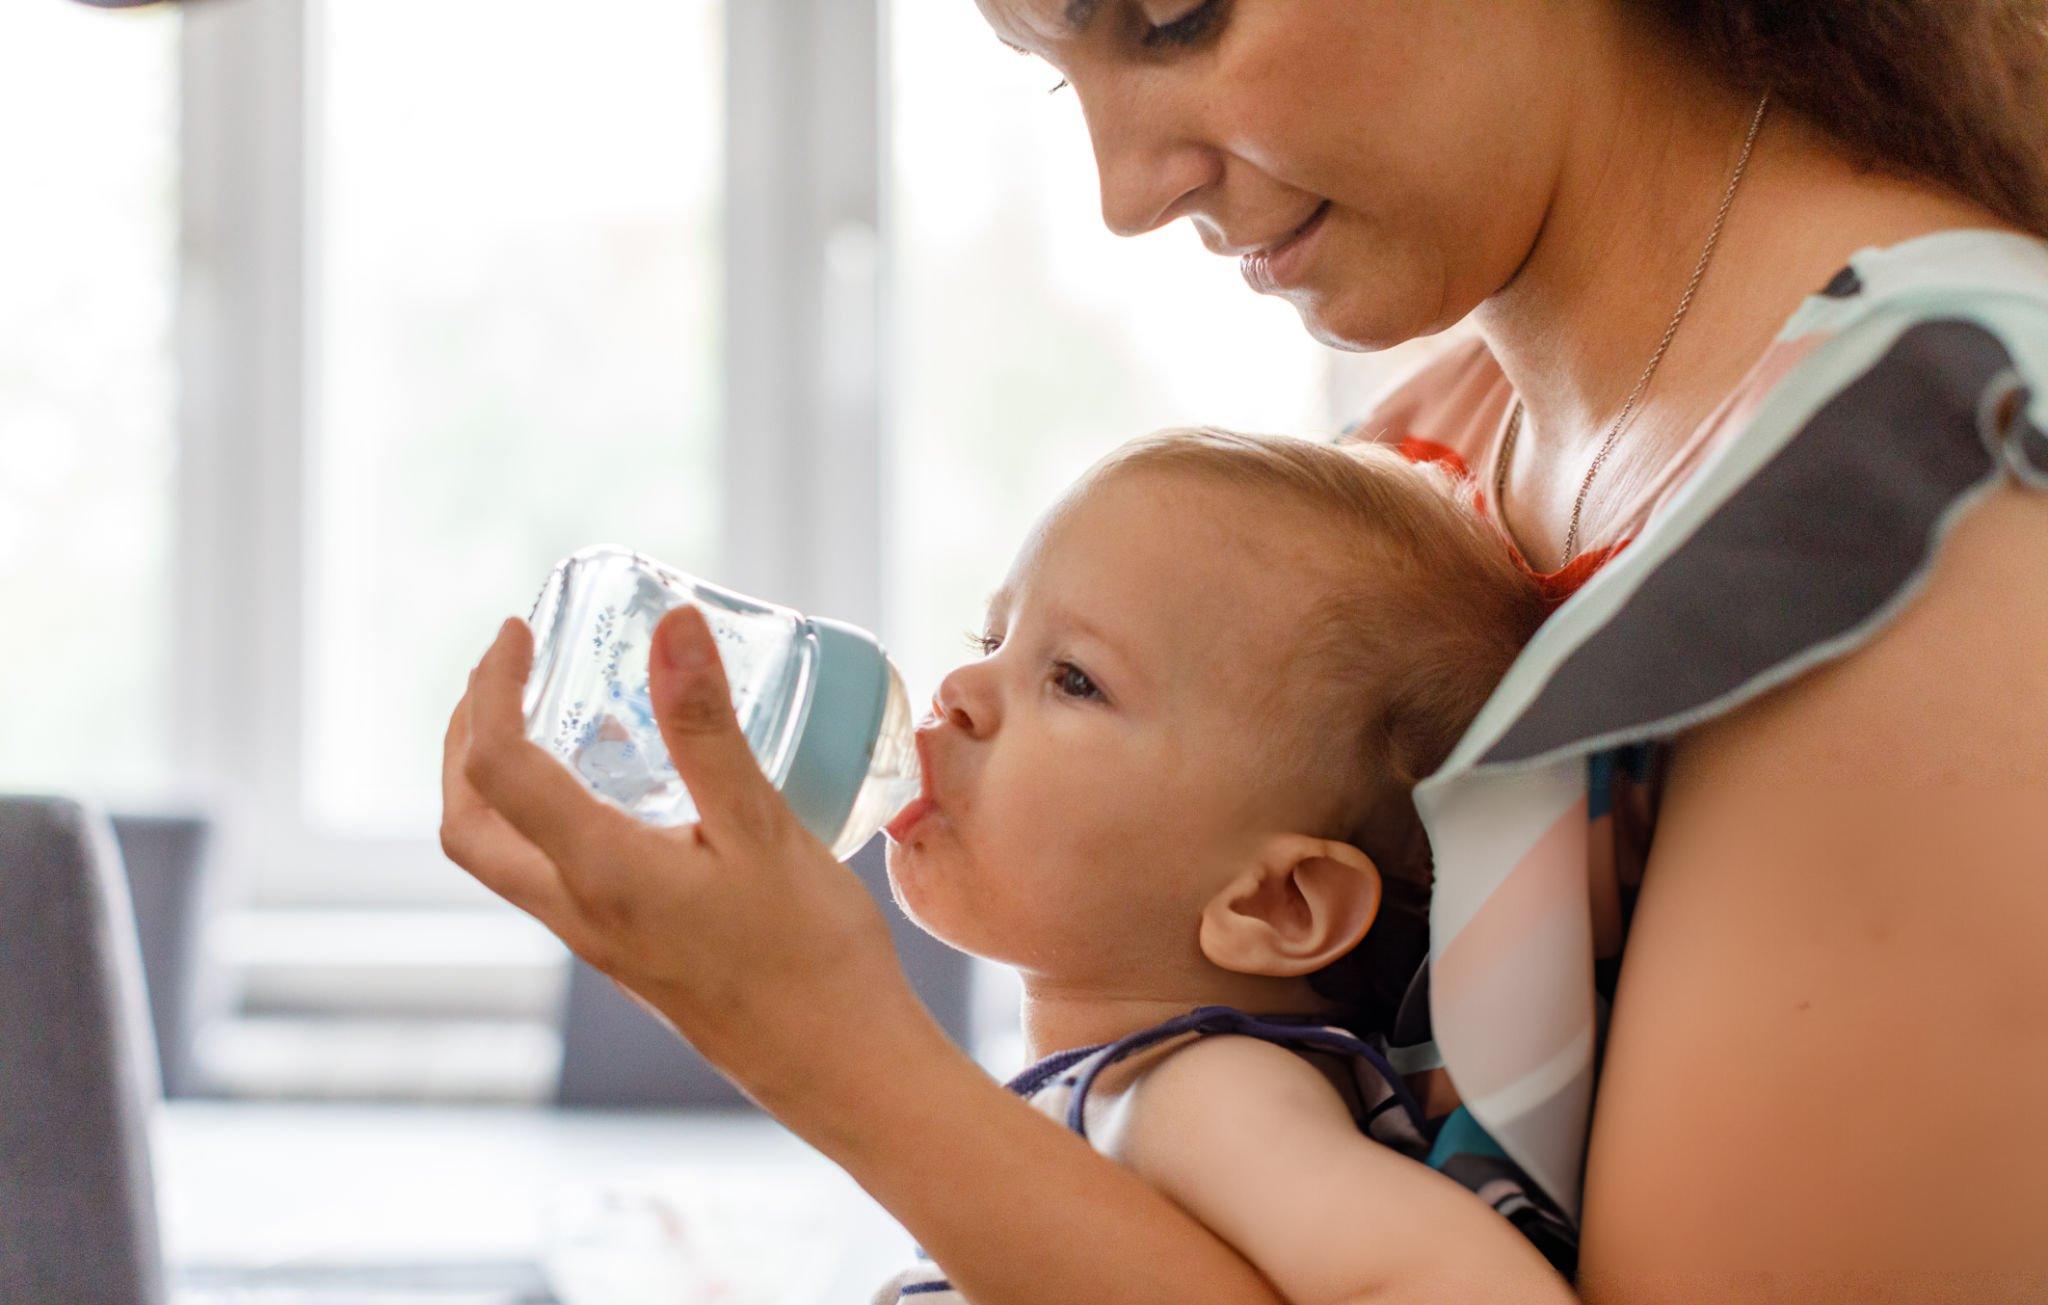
[1100,1035,1575,1305]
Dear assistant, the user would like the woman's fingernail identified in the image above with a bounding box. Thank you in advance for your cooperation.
[664,615,710,673]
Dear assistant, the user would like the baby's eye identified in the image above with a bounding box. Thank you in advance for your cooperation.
[965,629,1002,657]
[1052,661,1102,702]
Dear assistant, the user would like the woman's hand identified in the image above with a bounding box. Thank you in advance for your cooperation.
[444,607,1294,1305]
[439,606,929,1106]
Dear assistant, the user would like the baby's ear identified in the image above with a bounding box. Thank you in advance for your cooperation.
[1197,836,1381,978]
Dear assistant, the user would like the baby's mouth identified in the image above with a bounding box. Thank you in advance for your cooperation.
[884,728,942,844]
[883,795,937,845]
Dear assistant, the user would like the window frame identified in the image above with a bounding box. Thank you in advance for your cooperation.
[175,0,888,907]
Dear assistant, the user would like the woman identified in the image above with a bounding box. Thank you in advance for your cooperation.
[443,2,2048,1299]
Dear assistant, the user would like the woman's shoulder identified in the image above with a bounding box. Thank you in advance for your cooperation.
[1450,229,2048,771]
[1403,227,2048,1223]
[1766,227,2048,401]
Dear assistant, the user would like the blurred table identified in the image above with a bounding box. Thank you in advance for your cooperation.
[155,1101,911,1305]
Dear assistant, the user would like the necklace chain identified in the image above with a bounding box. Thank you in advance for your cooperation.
[1496,90,1772,569]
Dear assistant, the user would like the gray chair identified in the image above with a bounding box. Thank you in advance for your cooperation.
[0,795,167,1305]
[109,810,216,1099]
[556,833,972,1107]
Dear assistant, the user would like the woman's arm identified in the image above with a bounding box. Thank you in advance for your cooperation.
[1578,484,2048,1301]
[443,609,1285,1305]
[763,1009,1289,1305]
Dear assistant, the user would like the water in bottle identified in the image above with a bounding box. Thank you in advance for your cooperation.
[521,545,922,859]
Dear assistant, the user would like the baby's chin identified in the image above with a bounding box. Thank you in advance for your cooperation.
[883,839,1029,964]
[883,839,975,952]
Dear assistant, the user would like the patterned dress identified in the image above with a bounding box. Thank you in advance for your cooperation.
[1351,226,2048,1234]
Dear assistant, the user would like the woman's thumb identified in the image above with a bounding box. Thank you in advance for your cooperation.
[649,606,777,838]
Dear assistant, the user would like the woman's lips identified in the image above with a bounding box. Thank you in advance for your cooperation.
[1240,201,1332,294]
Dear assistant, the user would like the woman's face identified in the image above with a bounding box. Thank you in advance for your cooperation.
[973,0,1590,350]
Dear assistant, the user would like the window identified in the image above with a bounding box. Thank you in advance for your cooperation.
[11,0,1435,914]
[306,0,725,838]
[0,4,179,800]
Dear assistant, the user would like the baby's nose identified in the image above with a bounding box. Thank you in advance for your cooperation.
[932,662,998,738]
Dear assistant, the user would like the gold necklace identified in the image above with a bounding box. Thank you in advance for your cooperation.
[1495,91,1771,568]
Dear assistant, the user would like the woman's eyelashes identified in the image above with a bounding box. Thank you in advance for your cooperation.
[1141,0,1228,49]
[1041,0,1229,92]
[962,630,1106,704]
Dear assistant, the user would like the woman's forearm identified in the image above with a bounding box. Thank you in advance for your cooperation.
[446,621,1282,1300]
[745,992,1286,1305]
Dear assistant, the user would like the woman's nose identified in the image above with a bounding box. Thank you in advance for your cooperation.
[1081,84,1219,237]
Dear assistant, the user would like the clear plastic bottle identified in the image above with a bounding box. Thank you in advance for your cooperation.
[521,545,921,859]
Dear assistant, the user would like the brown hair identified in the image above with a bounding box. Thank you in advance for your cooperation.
[1633,0,2048,238]
[1092,429,1548,1028]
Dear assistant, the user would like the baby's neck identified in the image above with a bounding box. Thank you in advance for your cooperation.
[1018,972,1341,1063]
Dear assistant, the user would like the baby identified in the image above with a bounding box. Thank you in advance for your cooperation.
[872,428,1572,1304]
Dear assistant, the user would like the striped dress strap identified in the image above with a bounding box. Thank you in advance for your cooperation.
[1413,274,2048,1222]
[1063,1005,1427,1149]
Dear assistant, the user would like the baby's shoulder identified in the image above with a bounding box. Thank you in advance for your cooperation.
[1093,1032,1360,1167]
[1094,1031,1577,1302]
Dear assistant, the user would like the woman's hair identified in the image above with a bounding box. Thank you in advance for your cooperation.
[1090,429,1549,1030]
[1632,0,2048,238]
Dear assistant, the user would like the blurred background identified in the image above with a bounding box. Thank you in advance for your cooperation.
[0,0,1447,1300]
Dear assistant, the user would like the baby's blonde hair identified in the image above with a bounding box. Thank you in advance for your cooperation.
[1088,427,1548,1024]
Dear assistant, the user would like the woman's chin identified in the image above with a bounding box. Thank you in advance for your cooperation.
[1291,287,1430,353]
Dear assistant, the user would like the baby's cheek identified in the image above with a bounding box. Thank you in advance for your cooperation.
[883,841,976,944]
[884,832,1049,965]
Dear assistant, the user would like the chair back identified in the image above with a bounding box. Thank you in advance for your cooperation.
[0,795,166,1305]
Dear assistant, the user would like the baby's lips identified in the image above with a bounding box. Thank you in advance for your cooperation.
[883,796,936,845]
[910,725,942,805]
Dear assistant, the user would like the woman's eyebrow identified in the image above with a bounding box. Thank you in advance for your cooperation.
[996,0,1104,51]
[1062,0,1106,34]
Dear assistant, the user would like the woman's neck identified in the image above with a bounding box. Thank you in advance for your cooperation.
[1471,18,2018,474]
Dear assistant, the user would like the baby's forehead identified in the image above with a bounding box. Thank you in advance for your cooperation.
[1015,469,1344,694]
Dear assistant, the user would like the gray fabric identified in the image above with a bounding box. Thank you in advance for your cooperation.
[556,833,972,1107]
[0,795,167,1305]
[109,811,215,1098]
[2004,388,2048,488]
[1483,319,2016,766]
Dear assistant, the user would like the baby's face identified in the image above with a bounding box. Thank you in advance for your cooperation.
[885,468,1342,987]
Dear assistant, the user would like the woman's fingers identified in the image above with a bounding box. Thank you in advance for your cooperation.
[647,605,784,846]
[461,617,645,898]
[440,668,580,925]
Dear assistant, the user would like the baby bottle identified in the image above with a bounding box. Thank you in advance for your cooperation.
[521,545,921,860]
